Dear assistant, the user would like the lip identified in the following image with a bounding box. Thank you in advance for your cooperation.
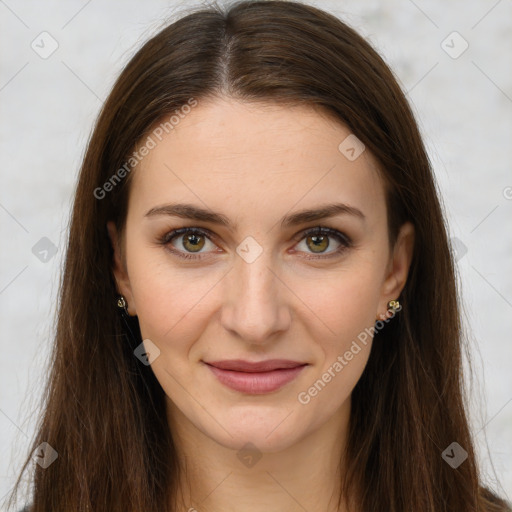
[206,359,306,372]
[203,359,308,394]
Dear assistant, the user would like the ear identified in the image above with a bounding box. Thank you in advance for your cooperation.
[377,221,415,319]
[106,221,137,316]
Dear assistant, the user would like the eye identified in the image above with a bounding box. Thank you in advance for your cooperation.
[158,227,218,259]
[293,227,352,258]
[158,226,352,260]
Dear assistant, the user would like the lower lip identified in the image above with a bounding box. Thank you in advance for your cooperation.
[205,364,307,394]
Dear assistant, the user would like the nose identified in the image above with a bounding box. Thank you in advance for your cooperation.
[220,250,291,345]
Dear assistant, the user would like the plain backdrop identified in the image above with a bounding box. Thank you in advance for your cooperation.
[1,0,511,508]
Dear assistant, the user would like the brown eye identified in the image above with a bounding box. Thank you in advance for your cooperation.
[294,227,352,258]
[160,227,217,259]
[182,233,205,252]
[306,234,329,253]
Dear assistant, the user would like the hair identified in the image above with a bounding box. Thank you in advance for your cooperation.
[6,1,510,511]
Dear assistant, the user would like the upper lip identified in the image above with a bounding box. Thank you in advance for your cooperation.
[204,359,307,372]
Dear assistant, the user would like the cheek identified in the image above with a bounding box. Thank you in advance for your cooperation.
[291,263,382,398]
[296,263,382,344]
[126,244,223,356]
[292,287,375,418]
[130,244,383,344]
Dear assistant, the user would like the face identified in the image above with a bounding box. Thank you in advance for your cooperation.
[108,97,414,453]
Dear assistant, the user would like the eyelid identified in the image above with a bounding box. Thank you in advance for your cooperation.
[159,225,352,259]
[160,226,216,244]
[291,226,352,245]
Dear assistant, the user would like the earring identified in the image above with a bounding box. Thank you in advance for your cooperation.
[376,299,402,321]
[387,299,401,313]
[116,295,141,347]
[117,295,129,316]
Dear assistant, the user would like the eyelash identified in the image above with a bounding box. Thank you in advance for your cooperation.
[158,226,352,261]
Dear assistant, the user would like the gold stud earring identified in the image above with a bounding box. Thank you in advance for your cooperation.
[376,299,402,322]
[387,300,401,313]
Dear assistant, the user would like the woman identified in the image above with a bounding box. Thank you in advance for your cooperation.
[7,1,510,511]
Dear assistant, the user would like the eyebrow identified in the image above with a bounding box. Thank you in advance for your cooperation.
[144,202,365,229]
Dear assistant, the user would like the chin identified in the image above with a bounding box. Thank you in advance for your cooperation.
[203,408,306,453]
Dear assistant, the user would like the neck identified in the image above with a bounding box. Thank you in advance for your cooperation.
[166,398,354,512]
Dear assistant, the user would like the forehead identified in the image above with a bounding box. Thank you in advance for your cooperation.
[128,97,385,223]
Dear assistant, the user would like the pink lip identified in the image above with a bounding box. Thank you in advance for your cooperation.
[204,359,308,394]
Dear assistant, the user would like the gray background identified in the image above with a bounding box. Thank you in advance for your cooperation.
[1,0,511,508]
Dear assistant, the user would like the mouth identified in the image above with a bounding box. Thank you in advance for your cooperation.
[203,359,308,394]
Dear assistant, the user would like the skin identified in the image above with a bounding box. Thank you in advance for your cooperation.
[107,97,414,512]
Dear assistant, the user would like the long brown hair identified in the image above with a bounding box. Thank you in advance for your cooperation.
[6,1,510,511]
